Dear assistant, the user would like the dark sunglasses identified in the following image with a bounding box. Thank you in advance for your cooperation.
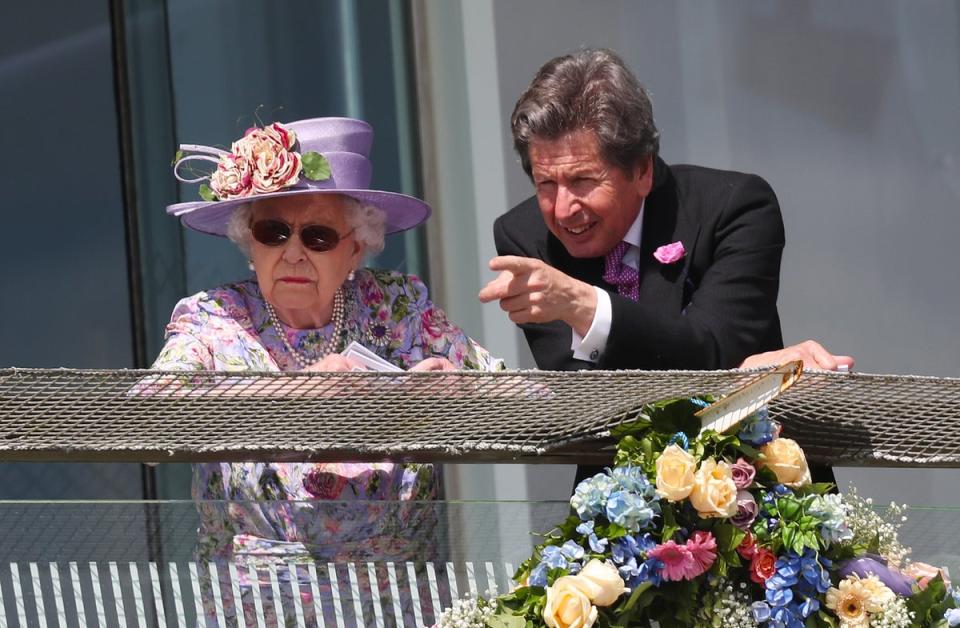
[250,219,354,253]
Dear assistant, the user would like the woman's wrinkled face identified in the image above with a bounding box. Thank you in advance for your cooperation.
[249,194,361,328]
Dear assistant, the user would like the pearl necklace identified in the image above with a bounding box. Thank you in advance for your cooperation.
[264,288,345,368]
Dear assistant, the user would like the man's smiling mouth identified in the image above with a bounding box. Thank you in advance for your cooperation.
[564,222,596,235]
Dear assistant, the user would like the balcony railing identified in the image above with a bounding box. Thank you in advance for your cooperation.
[0,367,958,625]
[0,367,958,466]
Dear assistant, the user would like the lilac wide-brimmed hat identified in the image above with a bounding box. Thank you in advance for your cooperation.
[167,117,430,236]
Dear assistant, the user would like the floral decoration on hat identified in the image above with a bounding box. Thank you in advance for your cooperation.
[167,116,432,237]
[174,122,331,202]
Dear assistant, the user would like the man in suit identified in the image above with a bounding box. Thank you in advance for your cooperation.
[478,49,851,485]
[479,48,853,373]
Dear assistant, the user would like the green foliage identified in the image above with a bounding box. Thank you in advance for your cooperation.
[494,585,545,625]
[301,151,331,181]
[485,614,526,628]
[606,581,654,627]
[658,504,680,542]
[753,494,822,555]
[554,514,581,539]
[646,580,701,626]
[611,435,647,469]
[199,184,216,201]
[647,397,707,439]
[171,149,184,165]
[807,610,838,627]
[797,483,836,496]
[694,429,747,462]
[907,574,955,627]
[754,465,780,487]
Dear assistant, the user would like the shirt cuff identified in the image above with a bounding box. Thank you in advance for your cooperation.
[570,286,612,363]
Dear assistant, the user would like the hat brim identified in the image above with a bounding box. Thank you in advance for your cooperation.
[167,188,431,237]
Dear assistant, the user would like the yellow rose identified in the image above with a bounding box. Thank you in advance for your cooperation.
[759,438,811,488]
[575,559,626,607]
[543,576,599,628]
[655,444,697,501]
[689,459,738,518]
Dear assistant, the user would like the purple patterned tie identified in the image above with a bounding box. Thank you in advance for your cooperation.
[602,241,639,301]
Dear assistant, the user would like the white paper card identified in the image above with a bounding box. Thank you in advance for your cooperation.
[341,341,404,372]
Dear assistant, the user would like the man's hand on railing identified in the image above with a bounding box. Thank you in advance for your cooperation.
[739,339,855,372]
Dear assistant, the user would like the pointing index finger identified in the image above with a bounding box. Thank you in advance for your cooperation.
[488,255,541,273]
[478,269,516,302]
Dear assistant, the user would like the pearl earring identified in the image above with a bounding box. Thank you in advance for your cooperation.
[248,261,255,271]
[347,270,356,281]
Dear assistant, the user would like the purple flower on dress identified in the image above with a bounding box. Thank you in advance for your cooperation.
[303,467,349,499]
[653,241,685,264]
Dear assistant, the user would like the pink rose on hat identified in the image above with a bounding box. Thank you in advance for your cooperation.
[209,154,253,199]
[653,240,685,265]
[232,123,303,195]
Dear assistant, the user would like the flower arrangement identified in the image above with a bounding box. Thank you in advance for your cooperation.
[436,397,959,628]
[174,121,331,201]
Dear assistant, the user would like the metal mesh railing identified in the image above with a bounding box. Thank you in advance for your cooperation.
[0,368,957,466]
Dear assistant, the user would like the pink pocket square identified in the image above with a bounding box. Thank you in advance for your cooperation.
[653,241,686,264]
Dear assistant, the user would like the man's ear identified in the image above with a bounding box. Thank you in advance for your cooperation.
[634,155,654,197]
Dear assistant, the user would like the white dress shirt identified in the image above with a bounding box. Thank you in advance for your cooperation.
[571,201,645,363]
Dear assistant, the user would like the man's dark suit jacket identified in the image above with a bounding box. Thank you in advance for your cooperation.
[494,157,785,371]
[494,157,834,486]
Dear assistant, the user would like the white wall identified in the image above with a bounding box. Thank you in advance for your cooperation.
[417,0,960,505]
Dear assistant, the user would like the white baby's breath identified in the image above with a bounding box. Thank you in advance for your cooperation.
[435,596,495,628]
[870,595,915,628]
[841,486,910,566]
[695,579,759,628]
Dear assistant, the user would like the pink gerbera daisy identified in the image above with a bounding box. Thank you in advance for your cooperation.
[685,531,718,576]
[647,541,698,581]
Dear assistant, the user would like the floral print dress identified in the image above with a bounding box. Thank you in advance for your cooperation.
[151,268,503,626]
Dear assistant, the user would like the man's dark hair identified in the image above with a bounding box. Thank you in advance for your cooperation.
[511,48,660,178]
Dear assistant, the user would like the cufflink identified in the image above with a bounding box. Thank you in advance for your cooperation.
[589,349,600,361]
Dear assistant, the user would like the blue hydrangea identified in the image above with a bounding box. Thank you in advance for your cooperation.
[751,601,772,623]
[761,550,830,627]
[945,607,960,627]
[772,484,793,497]
[765,585,794,608]
[528,562,548,587]
[809,494,854,547]
[605,490,659,531]
[570,473,618,520]
[617,555,640,582]
[576,520,608,553]
[611,534,640,564]
[531,540,587,586]
[636,557,664,587]
[738,408,780,446]
[539,540,585,573]
[797,549,831,595]
[608,533,658,587]
[769,605,805,628]
[609,466,655,496]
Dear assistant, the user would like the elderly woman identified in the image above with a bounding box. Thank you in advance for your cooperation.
[154,117,500,625]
